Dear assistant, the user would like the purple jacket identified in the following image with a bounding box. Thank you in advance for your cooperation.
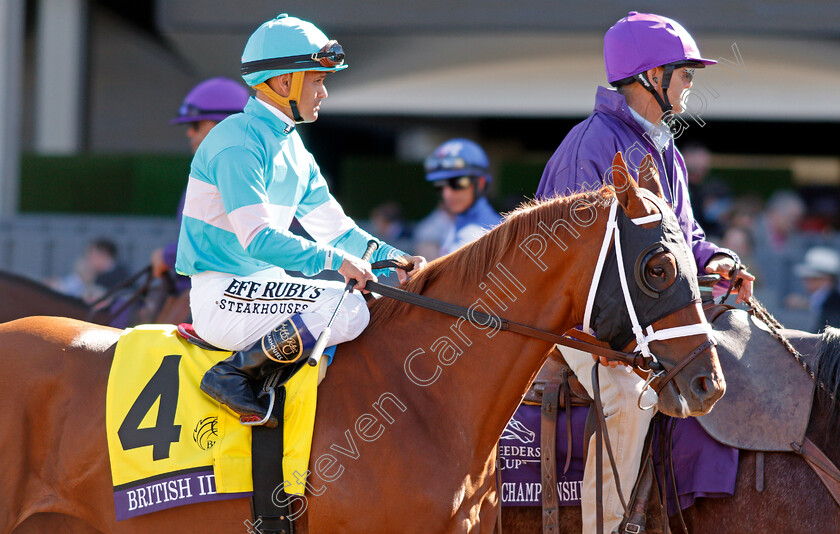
[537,86,735,273]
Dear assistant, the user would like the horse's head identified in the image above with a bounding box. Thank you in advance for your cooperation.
[584,152,725,417]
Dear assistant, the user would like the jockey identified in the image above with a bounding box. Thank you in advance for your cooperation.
[175,14,426,425]
[421,138,501,257]
[536,12,755,534]
[151,77,250,292]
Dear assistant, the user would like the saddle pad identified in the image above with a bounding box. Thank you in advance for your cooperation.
[501,406,738,513]
[106,325,325,520]
[500,404,587,506]
[698,309,817,451]
[652,417,739,516]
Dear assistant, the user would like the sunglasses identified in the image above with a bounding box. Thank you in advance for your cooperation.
[433,176,474,191]
[241,40,345,75]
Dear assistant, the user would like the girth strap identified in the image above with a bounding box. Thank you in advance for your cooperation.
[792,438,840,507]
[541,380,561,534]
[251,386,295,534]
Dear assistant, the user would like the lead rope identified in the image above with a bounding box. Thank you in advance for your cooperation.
[725,264,833,401]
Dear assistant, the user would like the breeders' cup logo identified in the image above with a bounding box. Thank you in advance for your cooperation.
[502,417,536,444]
[193,416,218,450]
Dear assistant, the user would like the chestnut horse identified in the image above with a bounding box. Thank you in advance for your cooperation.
[0,270,111,324]
[501,321,840,533]
[0,156,724,533]
[0,269,188,327]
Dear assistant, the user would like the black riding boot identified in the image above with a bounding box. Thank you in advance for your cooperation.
[200,315,316,426]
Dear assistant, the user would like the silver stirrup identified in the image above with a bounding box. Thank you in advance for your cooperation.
[240,370,283,426]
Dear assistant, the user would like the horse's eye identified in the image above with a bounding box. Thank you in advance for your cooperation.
[642,252,677,293]
[649,266,665,278]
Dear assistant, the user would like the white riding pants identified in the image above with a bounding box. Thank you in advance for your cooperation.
[559,346,657,534]
[189,268,368,352]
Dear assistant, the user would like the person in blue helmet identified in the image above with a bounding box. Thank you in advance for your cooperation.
[176,14,426,426]
[420,138,501,258]
[151,77,250,291]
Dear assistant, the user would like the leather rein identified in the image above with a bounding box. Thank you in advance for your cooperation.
[369,199,714,395]
[367,263,711,395]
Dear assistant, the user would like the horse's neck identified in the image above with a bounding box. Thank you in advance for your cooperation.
[366,259,576,455]
[0,274,96,323]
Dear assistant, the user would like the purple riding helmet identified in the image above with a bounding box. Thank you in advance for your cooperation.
[604,11,716,117]
[170,77,250,125]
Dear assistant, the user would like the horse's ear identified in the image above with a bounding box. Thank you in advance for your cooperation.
[611,151,643,214]
[638,154,665,199]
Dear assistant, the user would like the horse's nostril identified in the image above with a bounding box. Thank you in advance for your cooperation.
[691,375,714,401]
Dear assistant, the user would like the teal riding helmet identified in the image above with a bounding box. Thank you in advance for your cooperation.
[241,14,347,86]
[240,14,346,123]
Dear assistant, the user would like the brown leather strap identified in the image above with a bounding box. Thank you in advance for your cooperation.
[541,380,561,534]
[618,424,656,534]
[592,364,629,534]
[719,263,742,306]
[563,370,573,475]
[364,280,654,369]
[495,441,503,534]
[619,455,653,534]
[652,338,715,394]
[793,438,840,507]
[703,302,734,324]
[755,452,764,492]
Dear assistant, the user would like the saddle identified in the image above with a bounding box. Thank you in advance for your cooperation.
[697,308,817,451]
[523,348,592,408]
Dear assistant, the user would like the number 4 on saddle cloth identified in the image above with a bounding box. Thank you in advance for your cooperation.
[104,324,333,520]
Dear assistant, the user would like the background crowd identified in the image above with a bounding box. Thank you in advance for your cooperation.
[46,138,840,335]
[358,140,840,334]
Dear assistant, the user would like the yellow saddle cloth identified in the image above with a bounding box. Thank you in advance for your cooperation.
[105,324,322,520]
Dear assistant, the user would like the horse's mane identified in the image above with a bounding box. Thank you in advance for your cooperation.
[0,269,91,308]
[368,187,614,329]
[816,326,840,440]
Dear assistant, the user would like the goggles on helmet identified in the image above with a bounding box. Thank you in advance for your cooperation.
[424,155,486,176]
[241,40,345,76]
[177,103,244,120]
[433,176,475,191]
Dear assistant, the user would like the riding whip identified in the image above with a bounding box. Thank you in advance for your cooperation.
[307,239,379,367]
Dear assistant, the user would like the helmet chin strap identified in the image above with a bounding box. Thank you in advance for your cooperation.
[253,71,307,123]
[633,64,677,130]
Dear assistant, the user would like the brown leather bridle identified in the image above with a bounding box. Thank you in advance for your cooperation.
[363,275,714,392]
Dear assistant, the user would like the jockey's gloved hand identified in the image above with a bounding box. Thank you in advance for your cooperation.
[338,255,377,292]
[705,254,755,304]
[397,255,427,285]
